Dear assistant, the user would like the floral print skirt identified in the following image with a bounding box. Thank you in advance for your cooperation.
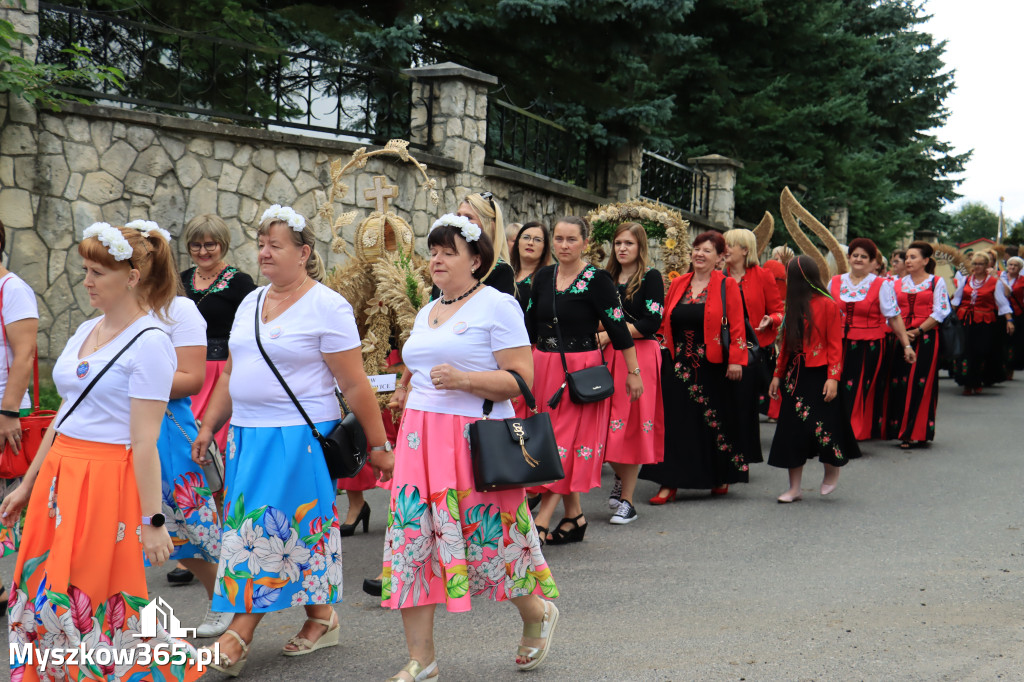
[8,435,203,682]
[212,420,343,614]
[191,358,229,452]
[382,409,557,613]
[526,349,611,494]
[768,361,861,468]
[1,475,20,557]
[150,397,221,565]
[603,339,664,465]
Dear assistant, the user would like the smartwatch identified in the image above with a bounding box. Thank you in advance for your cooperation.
[141,513,166,528]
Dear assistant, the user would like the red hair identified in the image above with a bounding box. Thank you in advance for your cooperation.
[693,230,726,254]
[78,226,177,318]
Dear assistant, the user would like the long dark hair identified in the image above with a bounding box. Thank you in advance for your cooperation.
[509,221,550,279]
[783,255,830,353]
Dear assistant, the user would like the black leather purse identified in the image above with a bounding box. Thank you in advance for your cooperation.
[254,291,368,479]
[736,285,771,390]
[469,370,564,492]
[547,265,615,408]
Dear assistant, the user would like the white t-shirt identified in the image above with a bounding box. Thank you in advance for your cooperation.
[151,297,207,348]
[0,273,39,410]
[404,286,530,419]
[53,316,176,444]
[229,283,360,427]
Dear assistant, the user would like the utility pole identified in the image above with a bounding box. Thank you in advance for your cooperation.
[998,196,1005,243]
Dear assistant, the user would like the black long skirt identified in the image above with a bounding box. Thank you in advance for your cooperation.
[953,321,994,389]
[886,328,940,442]
[839,336,890,440]
[1011,314,1024,371]
[768,361,861,469]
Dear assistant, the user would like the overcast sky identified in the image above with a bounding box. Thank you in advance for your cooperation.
[924,0,1022,220]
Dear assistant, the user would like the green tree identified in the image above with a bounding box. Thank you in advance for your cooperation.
[944,202,999,246]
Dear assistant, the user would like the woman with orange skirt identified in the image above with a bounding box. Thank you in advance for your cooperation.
[2,223,203,681]
[599,223,664,525]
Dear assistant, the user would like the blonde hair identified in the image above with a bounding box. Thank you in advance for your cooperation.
[724,228,759,268]
[505,222,522,243]
[605,222,650,300]
[769,245,795,265]
[256,213,325,282]
[78,226,177,319]
[463,193,509,277]
[183,214,231,253]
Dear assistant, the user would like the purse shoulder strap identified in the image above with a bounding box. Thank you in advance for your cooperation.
[481,370,536,417]
[550,264,609,374]
[56,326,161,429]
[720,276,731,362]
[253,290,324,439]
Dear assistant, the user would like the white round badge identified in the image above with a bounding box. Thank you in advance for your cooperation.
[269,326,283,339]
[452,321,468,335]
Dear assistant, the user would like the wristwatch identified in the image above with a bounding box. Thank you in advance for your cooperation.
[630,367,642,376]
[370,442,393,453]
[141,513,166,528]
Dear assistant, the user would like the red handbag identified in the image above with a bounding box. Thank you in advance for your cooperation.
[0,278,56,479]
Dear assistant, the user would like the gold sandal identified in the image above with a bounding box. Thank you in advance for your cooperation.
[387,659,439,681]
[282,609,339,656]
[516,601,559,671]
[207,629,249,677]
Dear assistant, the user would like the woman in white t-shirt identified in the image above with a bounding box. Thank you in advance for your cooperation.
[0,218,39,606]
[1,222,204,681]
[383,216,559,682]
[192,206,393,675]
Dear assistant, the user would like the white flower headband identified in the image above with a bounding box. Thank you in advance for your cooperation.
[124,219,172,243]
[430,213,481,242]
[261,204,306,231]
[83,222,133,262]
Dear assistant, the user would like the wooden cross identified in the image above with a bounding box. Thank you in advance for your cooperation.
[364,175,398,213]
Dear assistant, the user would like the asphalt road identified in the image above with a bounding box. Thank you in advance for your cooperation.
[4,373,1023,681]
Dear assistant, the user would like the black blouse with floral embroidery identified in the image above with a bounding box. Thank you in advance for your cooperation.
[180,266,256,339]
[526,264,634,351]
[617,268,665,340]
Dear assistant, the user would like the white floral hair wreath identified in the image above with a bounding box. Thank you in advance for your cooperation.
[261,204,306,231]
[124,219,172,243]
[430,214,481,243]
[82,222,133,262]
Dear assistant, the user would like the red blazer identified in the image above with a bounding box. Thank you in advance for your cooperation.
[775,295,843,380]
[728,263,785,348]
[763,259,787,303]
[660,269,747,365]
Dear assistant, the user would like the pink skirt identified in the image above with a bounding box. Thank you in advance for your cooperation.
[382,408,557,612]
[603,339,664,465]
[191,359,230,452]
[527,349,611,495]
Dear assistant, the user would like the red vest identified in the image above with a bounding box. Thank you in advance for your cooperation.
[895,277,936,329]
[830,276,888,340]
[1006,276,1024,316]
[958,277,997,324]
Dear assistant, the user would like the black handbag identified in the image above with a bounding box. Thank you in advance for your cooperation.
[547,265,615,408]
[938,278,966,360]
[718,277,731,362]
[469,370,564,492]
[253,291,368,479]
[737,285,771,390]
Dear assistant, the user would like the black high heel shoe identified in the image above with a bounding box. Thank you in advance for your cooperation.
[339,503,370,537]
[546,514,587,545]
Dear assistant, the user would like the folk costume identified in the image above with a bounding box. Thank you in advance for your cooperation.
[951,275,1013,390]
[999,271,1024,372]
[525,264,634,494]
[886,275,951,444]
[768,295,861,468]
[829,273,900,440]
[640,270,749,490]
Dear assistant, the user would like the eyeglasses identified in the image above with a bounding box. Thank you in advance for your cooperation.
[520,236,544,244]
[188,241,220,253]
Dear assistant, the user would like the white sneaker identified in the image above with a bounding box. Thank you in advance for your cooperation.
[196,608,233,638]
[610,500,638,525]
[608,476,623,510]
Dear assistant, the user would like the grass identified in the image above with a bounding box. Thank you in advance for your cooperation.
[35,381,61,411]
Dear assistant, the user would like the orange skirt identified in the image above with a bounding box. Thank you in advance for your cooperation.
[8,435,204,682]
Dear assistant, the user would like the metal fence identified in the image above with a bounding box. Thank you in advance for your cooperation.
[485,99,606,194]
[640,151,710,217]
[37,2,412,142]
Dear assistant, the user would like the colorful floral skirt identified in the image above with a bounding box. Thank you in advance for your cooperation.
[1,475,20,557]
[526,349,610,494]
[603,339,663,465]
[212,421,342,613]
[886,328,940,442]
[382,408,557,613]
[840,335,890,440]
[151,397,221,565]
[191,359,229,452]
[768,361,861,468]
[8,435,203,682]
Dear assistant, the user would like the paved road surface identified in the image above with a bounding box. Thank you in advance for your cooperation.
[4,374,1023,680]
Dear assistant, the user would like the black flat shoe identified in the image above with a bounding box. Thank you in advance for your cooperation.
[166,567,194,584]
[340,502,370,537]
[546,514,587,545]
[362,578,382,597]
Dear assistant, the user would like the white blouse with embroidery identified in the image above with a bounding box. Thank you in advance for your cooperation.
[898,275,950,323]
[950,275,1013,315]
[836,273,901,318]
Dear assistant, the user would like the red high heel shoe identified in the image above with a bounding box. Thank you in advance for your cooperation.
[648,488,677,505]
[710,485,729,496]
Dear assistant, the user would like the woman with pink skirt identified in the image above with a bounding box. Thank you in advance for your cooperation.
[599,222,664,525]
[525,216,644,545]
